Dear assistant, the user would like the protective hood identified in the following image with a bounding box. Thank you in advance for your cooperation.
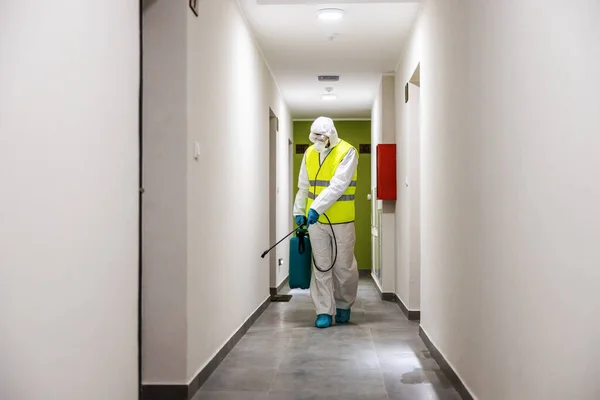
[309,116,340,153]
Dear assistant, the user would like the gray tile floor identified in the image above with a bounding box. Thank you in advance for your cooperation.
[194,277,461,400]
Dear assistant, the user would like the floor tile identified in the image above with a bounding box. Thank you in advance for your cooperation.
[374,338,428,358]
[196,277,461,400]
[270,368,387,397]
[219,348,285,369]
[267,392,387,400]
[269,369,339,393]
[370,326,420,339]
[234,336,291,351]
[245,328,296,338]
[377,352,439,372]
[278,349,380,371]
[383,368,454,392]
[192,391,269,400]
[386,383,462,400]
[200,367,277,392]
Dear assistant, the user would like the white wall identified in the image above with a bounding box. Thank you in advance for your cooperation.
[394,80,408,309]
[380,76,396,293]
[371,81,383,195]
[186,0,291,383]
[142,0,189,383]
[0,1,139,399]
[396,0,600,398]
[381,76,396,144]
[407,84,421,308]
[371,76,396,292]
[371,80,383,282]
[275,102,293,287]
[141,0,291,386]
[394,80,421,310]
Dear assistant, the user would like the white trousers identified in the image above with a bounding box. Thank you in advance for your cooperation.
[308,222,359,316]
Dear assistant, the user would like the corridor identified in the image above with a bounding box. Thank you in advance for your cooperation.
[194,278,461,400]
[4,0,600,399]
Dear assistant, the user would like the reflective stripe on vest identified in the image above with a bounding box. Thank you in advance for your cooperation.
[305,140,358,224]
[307,192,355,201]
[309,180,357,187]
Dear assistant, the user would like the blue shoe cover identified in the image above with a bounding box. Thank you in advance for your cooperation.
[335,308,351,324]
[315,314,332,329]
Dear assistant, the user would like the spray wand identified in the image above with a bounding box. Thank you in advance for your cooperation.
[260,225,306,258]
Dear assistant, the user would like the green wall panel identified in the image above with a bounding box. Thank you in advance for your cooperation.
[292,120,372,271]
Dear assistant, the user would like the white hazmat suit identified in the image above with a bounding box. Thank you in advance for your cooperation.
[293,117,359,324]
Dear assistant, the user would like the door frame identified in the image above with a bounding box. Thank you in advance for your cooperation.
[268,108,278,293]
[137,0,144,397]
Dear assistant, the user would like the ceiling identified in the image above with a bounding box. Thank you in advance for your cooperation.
[238,0,421,119]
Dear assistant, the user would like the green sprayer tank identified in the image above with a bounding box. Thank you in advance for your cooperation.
[288,228,312,289]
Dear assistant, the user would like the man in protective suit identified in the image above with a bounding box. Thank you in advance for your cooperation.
[293,116,359,329]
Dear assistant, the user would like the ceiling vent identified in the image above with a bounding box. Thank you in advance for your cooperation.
[318,75,340,82]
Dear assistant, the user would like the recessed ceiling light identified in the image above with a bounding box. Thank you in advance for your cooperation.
[317,8,344,21]
[321,94,337,101]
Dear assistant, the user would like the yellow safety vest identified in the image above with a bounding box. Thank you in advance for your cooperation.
[305,140,358,224]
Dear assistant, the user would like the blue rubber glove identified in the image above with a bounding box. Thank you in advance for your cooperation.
[295,215,307,227]
[307,209,319,227]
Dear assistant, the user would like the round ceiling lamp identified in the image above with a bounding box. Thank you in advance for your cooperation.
[317,8,344,21]
[322,88,337,100]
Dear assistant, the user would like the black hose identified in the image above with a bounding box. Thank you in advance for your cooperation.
[311,213,337,273]
[309,157,338,273]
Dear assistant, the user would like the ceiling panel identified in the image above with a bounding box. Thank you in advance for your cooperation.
[239,0,421,118]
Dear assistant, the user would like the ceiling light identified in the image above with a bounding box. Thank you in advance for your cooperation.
[317,8,344,21]
[321,94,337,101]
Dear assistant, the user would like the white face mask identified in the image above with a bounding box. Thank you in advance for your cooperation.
[314,140,327,153]
[311,133,330,153]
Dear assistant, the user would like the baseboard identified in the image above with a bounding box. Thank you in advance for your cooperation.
[393,294,421,321]
[358,269,371,277]
[270,275,289,295]
[141,385,188,400]
[141,295,271,400]
[381,292,395,302]
[419,327,474,400]
[369,273,395,301]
